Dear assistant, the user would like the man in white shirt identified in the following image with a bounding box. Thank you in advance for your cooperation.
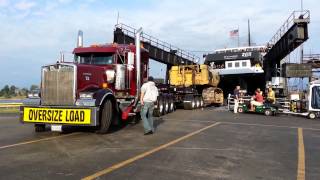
[140,76,159,135]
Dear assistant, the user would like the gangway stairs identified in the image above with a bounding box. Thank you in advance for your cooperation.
[113,23,199,66]
[264,10,310,80]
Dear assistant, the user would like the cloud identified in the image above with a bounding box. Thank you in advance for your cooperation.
[57,0,73,4]
[14,1,36,11]
[0,0,319,87]
[0,0,8,7]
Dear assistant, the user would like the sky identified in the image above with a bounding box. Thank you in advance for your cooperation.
[0,0,320,88]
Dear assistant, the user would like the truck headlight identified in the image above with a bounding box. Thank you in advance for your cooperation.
[27,92,39,98]
[105,70,115,83]
[79,92,94,99]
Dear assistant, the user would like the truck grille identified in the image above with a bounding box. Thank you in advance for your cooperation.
[41,64,76,106]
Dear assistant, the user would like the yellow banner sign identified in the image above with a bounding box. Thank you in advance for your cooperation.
[23,107,91,124]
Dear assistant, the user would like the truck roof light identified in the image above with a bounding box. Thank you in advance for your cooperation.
[90,44,99,47]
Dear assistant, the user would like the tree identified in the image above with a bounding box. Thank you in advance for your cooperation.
[20,88,29,96]
[9,85,16,96]
[3,85,9,94]
[0,85,10,97]
[30,84,39,91]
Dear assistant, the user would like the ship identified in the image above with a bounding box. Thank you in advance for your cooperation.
[204,46,268,96]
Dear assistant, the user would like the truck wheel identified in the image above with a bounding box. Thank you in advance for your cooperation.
[195,96,200,109]
[200,97,204,108]
[191,97,196,109]
[97,99,113,134]
[264,109,272,116]
[154,97,164,117]
[35,124,46,132]
[308,112,316,119]
[169,98,174,113]
[183,95,195,110]
[237,107,244,113]
[164,98,169,114]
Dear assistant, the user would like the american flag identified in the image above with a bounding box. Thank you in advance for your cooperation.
[229,29,239,37]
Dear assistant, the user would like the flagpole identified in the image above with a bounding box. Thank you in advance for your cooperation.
[248,19,251,46]
[237,26,240,47]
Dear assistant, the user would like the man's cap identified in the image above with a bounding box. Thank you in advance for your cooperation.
[148,76,154,81]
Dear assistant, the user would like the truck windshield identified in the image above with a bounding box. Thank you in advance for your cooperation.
[75,54,114,65]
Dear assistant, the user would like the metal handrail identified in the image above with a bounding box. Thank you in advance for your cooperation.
[115,23,200,63]
[268,10,310,47]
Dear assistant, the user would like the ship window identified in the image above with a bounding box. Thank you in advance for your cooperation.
[235,62,240,67]
[242,61,247,67]
[227,62,232,68]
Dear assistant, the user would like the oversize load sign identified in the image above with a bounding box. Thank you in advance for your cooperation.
[23,107,91,124]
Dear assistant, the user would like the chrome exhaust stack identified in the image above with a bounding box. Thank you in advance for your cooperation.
[134,27,143,106]
[59,52,65,62]
[77,30,83,47]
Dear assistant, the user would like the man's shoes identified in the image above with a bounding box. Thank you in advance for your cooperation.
[144,131,153,135]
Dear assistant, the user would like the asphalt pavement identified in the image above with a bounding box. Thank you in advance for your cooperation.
[0,107,319,180]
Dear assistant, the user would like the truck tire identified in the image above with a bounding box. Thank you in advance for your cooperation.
[154,96,164,117]
[200,97,204,108]
[184,95,195,110]
[169,98,175,112]
[195,96,201,109]
[35,124,46,132]
[191,97,196,109]
[164,98,169,114]
[97,98,113,134]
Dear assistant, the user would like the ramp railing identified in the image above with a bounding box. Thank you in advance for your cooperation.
[268,10,310,47]
[115,23,200,64]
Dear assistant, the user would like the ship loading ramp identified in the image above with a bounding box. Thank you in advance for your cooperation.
[113,23,199,66]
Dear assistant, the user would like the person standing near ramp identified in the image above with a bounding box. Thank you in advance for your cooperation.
[140,76,159,135]
[233,85,241,113]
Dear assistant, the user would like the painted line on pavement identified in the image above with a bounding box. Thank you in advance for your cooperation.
[82,122,221,180]
[222,121,320,131]
[0,133,80,150]
[297,128,305,180]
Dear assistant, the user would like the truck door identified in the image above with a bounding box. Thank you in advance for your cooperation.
[310,85,320,110]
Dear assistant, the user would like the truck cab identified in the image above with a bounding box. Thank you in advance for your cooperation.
[21,42,149,133]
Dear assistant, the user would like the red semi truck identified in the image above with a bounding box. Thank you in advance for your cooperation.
[20,27,202,133]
